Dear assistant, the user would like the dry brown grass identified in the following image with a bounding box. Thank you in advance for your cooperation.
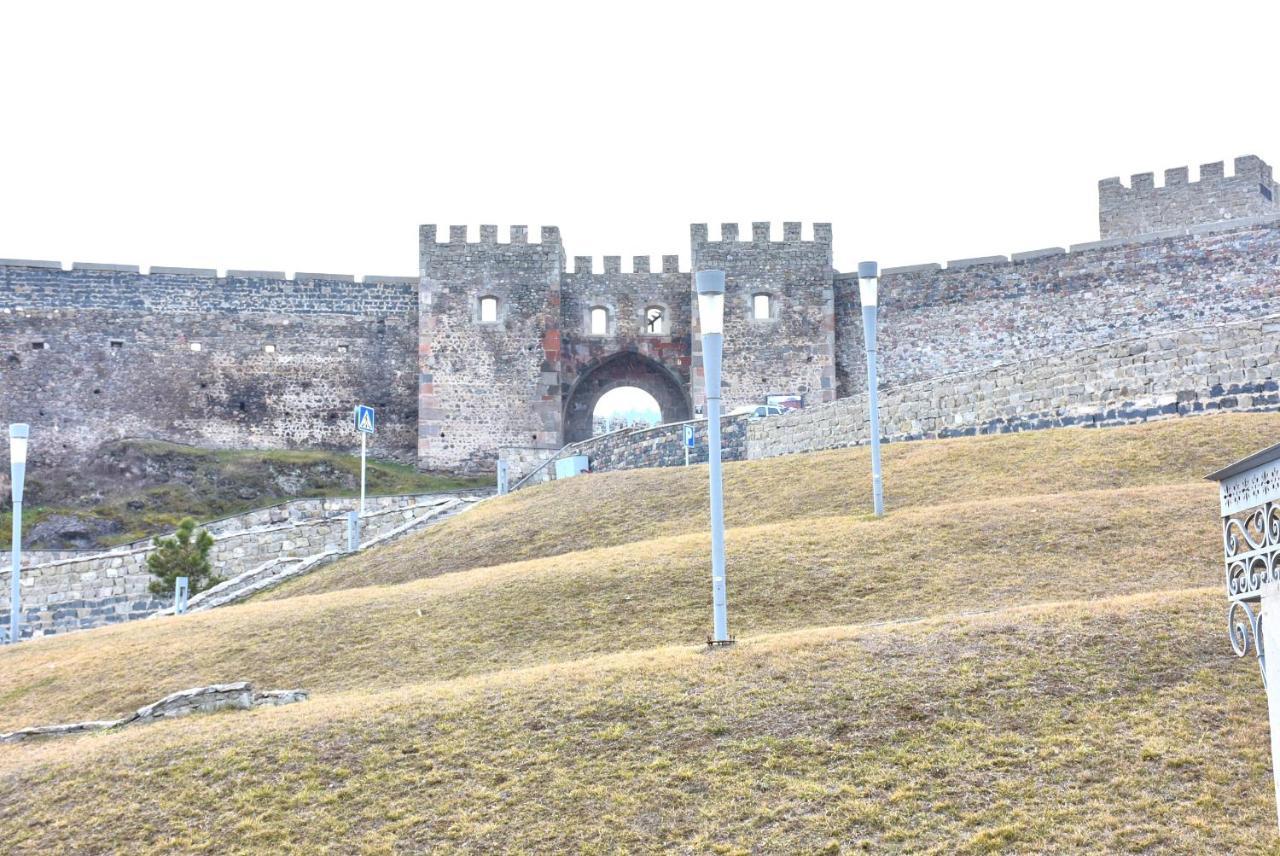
[269,412,1278,599]
[0,588,1274,854]
[0,414,1271,853]
[0,483,1218,731]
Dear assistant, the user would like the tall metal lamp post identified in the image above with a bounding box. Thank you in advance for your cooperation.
[696,270,731,645]
[8,423,29,644]
[858,261,884,517]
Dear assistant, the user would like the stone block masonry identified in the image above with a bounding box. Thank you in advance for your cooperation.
[508,415,750,487]
[690,222,837,414]
[418,226,566,473]
[0,265,419,473]
[749,313,1280,460]
[0,492,472,639]
[1099,155,1278,239]
[509,305,1280,477]
[836,214,1280,399]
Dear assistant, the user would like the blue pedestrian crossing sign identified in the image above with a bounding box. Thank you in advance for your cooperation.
[354,405,376,434]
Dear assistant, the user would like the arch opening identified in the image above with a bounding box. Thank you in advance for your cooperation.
[563,352,691,444]
[592,387,661,436]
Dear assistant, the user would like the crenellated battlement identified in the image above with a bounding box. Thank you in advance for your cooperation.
[690,222,832,245]
[568,254,684,275]
[419,224,562,246]
[1099,154,1278,239]
[0,258,415,285]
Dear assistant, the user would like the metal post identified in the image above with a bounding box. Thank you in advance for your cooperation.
[497,460,509,495]
[174,576,189,615]
[859,261,884,517]
[9,498,21,643]
[697,271,730,645]
[706,356,729,642]
[359,431,367,516]
[9,424,28,645]
[347,510,360,552]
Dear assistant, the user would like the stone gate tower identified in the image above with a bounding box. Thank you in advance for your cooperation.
[417,221,836,473]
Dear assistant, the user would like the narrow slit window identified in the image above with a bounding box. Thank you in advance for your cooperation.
[31,341,46,350]
[590,307,608,336]
[645,306,665,334]
[753,293,773,320]
[479,296,499,323]
[264,344,276,354]
[109,339,124,349]
[189,342,202,352]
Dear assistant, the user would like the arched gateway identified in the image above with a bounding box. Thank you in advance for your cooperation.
[417,221,837,472]
[562,352,692,444]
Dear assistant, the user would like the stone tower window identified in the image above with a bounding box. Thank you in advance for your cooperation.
[753,293,774,320]
[189,342,202,352]
[479,296,499,324]
[590,306,609,336]
[645,306,666,335]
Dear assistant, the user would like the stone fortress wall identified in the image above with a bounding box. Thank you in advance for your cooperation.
[2,152,1277,482]
[0,264,420,476]
[0,492,463,639]
[510,155,1280,482]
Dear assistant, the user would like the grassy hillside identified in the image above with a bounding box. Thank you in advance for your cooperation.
[0,413,1275,853]
[270,413,1274,599]
[0,590,1272,853]
[1,439,487,549]
[0,483,1220,729]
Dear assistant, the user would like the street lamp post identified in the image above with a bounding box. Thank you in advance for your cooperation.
[858,261,884,517]
[8,424,29,644]
[696,270,731,645]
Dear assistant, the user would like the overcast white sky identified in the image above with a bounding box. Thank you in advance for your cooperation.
[2,1,1278,277]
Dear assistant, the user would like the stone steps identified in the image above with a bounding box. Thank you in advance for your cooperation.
[155,495,485,612]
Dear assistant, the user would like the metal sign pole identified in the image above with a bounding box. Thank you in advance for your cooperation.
[354,404,375,517]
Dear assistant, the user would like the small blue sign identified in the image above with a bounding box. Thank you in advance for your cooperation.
[684,425,695,448]
[355,405,376,434]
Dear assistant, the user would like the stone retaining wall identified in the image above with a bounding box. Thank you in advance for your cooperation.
[507,415,750,489]
[749,313,1280,459]
[0,493,468,639]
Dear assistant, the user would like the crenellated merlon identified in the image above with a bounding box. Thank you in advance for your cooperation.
[1100,154,1275,192]
[570,255,685,274]
[419,224,562,245]
[1098,154,1279,240]
[689,222,832,244]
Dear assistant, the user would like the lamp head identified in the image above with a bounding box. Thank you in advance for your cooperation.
[9,423,28,466]
[695,270,726,335]
[857,260,879,308]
